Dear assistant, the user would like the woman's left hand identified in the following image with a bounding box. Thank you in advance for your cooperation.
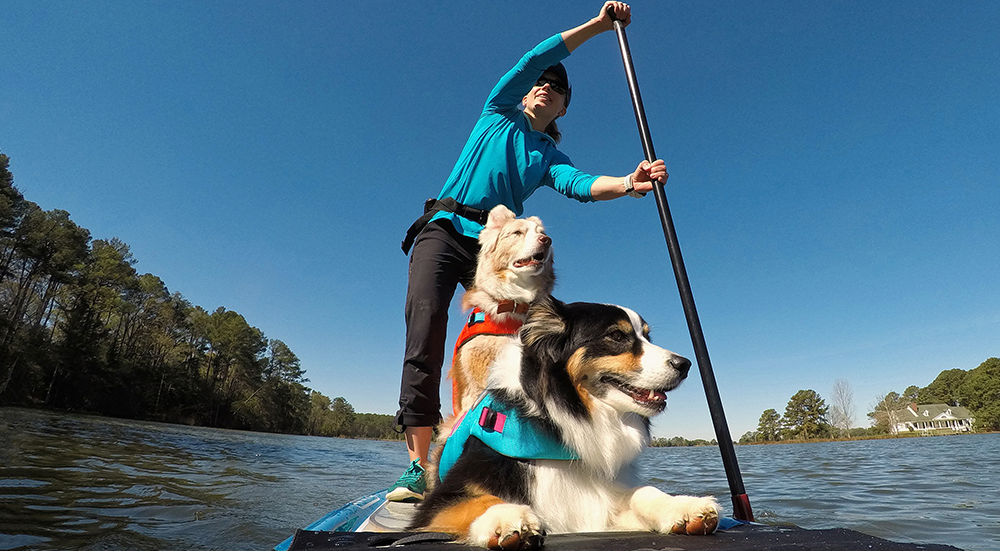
[596,2,632,30]
[632,159,667,193]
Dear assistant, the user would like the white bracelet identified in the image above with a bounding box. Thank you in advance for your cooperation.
[623,174,646,198]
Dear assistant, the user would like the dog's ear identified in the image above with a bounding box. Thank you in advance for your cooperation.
[520,297,582,410]
[520,296,568,366]
[521,297,564,343]
[478,205,515,252]
[486,205,515,230]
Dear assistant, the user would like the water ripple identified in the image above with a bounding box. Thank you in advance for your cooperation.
[3,408,999,551]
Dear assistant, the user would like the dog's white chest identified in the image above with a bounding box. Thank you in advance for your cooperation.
[530,463,627,533]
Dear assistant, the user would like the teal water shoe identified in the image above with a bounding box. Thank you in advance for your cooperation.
[386,458,426,502]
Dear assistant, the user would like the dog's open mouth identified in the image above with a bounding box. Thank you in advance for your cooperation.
[602,375,668,412]
[513,251,546,268]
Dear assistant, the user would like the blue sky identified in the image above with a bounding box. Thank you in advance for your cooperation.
[3,1,997,441]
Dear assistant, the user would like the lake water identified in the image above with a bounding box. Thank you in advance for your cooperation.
[1,407,997,551]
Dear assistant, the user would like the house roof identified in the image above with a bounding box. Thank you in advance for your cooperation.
[896,403,974,421]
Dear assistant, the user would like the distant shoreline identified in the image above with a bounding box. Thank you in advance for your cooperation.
[736,430,993,446]
[0,404,407,441]
[7,405,995,447]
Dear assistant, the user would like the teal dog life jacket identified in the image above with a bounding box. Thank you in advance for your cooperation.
[438,393,579,480]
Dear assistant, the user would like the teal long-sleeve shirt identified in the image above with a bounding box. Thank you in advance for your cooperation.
[432,34,598,239]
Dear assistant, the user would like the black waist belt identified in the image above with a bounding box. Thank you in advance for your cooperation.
[401,198,489,254]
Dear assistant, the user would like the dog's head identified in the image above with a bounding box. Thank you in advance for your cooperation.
[515,297,690,420]
[472,205,554,304]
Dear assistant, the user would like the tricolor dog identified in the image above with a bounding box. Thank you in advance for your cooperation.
[449,205,555,416]
[413,297,720,549]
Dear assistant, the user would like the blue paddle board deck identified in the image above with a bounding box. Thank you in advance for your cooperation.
[276,491,963,551]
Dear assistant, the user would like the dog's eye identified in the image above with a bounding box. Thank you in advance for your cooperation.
[605,330,630,343]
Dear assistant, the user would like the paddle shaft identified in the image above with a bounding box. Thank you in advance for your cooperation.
[607,13,754,522]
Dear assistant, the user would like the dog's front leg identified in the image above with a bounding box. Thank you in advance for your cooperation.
[615,486,720,535]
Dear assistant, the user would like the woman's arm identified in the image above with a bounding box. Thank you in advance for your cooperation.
[484,36,569,112]
[561,3,663,202]
[589,159,666,201]
[561,1,632,53]
[484,2,630,112]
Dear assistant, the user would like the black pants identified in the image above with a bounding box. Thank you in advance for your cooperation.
[395,219,480,428]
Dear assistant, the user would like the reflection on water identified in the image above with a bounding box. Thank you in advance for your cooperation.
[3,407,999,551]
[0,408,405,550]
[640,435,1000,551]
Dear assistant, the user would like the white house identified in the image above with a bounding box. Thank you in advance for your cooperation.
[893,403,974,434]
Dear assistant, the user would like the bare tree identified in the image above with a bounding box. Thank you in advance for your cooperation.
[829,379,856,437]
[869,391,903,435]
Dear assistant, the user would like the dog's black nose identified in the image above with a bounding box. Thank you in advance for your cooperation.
[671,356,691,376]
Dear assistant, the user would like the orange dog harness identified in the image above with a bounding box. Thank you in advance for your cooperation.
[451,307,524,414]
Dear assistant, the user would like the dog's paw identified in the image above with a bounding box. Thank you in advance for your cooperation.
[630,486,720,535]
[667,497,720,535]
[467,503,545,550]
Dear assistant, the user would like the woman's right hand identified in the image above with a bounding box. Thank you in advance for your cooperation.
[596,1,631,30]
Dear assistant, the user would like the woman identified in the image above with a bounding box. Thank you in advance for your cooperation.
[390,1,665,502]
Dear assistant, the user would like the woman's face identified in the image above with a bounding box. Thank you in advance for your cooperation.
[522,73,568,123]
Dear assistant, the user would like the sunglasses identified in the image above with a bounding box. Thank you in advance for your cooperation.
[534,77,568,96]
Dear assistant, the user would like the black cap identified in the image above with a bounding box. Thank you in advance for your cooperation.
[542,63,572,108]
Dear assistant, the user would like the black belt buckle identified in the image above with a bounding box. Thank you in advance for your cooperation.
[479,408,498,433]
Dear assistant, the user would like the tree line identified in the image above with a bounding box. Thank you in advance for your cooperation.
[650,436,718,448]
[0,152,400,440]
[739,357,1000,444]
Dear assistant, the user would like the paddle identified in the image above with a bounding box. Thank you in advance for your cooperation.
[606,7,754,522]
